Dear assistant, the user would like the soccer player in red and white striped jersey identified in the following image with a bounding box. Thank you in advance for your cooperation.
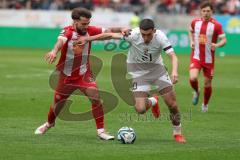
[34,8,126,140]
[189,1,227,112]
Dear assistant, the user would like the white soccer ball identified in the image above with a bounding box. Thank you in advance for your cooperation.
[117,127,136,144]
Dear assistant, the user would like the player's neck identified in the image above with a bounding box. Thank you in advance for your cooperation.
[202,17,212,22]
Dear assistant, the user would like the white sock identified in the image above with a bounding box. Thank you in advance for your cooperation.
[173,124,182,135]
[97,128,105,134]
[148,97,157,106]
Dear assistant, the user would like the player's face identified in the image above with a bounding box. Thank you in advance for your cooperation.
[140,29,155,44]
[201,6,212,21]
[74,17,90,35]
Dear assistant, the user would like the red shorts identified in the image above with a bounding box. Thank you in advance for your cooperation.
[189,59,214,79]
[54,71,98,96]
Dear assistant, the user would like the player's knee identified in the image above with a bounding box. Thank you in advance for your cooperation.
[190,77,198,82]
[136,108,146,114]
[204,80,212,87]
[91,99,102,106]
[135,104,146,114]
[89,93,100,103]
[167,101,178,110]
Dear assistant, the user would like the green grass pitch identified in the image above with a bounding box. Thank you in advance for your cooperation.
[0,48,240,160]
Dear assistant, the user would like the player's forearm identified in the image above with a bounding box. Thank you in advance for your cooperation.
[51,39,64,54]
[216,37,227,48]
[106,27,129,33]
[87,33,113,41]
[86,33,122,42]
[188,31,194,43]
[170,53,178,74]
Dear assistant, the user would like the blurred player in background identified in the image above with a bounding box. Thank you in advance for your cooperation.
[34,7,127,140]
[130,11,140,28]
[188,1,227,112]
[79,19,186,143]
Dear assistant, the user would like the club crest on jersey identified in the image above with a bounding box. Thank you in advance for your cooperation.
[199,34,207,44]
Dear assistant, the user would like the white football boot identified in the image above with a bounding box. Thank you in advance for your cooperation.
[97,131,114,140]
[201,104,208,113]
[34,122,55,135]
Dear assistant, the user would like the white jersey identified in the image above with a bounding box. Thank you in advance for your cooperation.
[124,28,173,64]
[124,28,174,78]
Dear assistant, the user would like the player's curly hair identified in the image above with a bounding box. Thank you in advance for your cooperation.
[71,7,92,20]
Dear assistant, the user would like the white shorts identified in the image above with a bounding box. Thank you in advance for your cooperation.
[132,73,173,92]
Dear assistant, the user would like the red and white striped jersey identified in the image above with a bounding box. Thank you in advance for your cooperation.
[190,18,225,64]
[56,25,103,77]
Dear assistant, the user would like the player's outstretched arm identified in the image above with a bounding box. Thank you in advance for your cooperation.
[77,33,123,45]
[168,52,178,84]
[105,27,131,36]
[45,39,64,64]
[88,33,122,41]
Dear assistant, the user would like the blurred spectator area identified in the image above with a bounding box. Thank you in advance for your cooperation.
[0,0,147,12]
[0,0,239,15]
[156,0,240,15]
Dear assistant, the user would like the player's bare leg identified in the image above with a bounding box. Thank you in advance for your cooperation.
[160,86,186,143]
[133,91,160,118]
[202,77,212,112]
[83,87,114,140]
[133,91,148,114]
[35,74,75,135]
[35,92,72,135]
[189,69,200,105]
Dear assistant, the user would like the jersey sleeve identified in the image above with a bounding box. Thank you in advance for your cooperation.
[217,23,225,38]
[124,28,141,43]
[58,27,72,43]
[88,26,104,36]
[158,32,174,54]
[189,19,195,32]
[123,33,133,42]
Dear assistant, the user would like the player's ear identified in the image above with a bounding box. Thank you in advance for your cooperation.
[153,28,156,33]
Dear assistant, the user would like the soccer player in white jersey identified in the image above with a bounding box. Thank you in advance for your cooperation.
[189,1,227,112]
[79,19,186,143]
[34,8,127,140]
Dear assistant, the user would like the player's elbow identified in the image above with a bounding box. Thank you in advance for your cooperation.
[169,52,178,61]
[220,37,227,47]
[223,38,227,46]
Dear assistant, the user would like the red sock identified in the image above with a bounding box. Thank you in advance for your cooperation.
[47,93,70,124]
[189,79,199,93]
[48,106,56,124]
[92,103,104,129]
[204,86,212,105]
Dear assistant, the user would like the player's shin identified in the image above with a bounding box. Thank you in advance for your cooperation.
[189,79,199,93]
[48,106,56,124]
[169,107,186,143]
[169,106,182,134]
[91,102,104,130]
[204,86,212,105]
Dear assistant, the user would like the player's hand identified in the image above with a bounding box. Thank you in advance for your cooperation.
[211,43,218,51]
[45,51,57,64]
[190,41,195,49]
[171,72,178,84]
[121,28,131,37]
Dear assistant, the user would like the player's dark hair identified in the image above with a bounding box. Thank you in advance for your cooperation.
[200,1,214,10]
[71,7,92,20]
[139,19,155,30]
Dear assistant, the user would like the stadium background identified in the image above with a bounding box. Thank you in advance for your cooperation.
[0,1,240,160]
[1,0,240,54]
